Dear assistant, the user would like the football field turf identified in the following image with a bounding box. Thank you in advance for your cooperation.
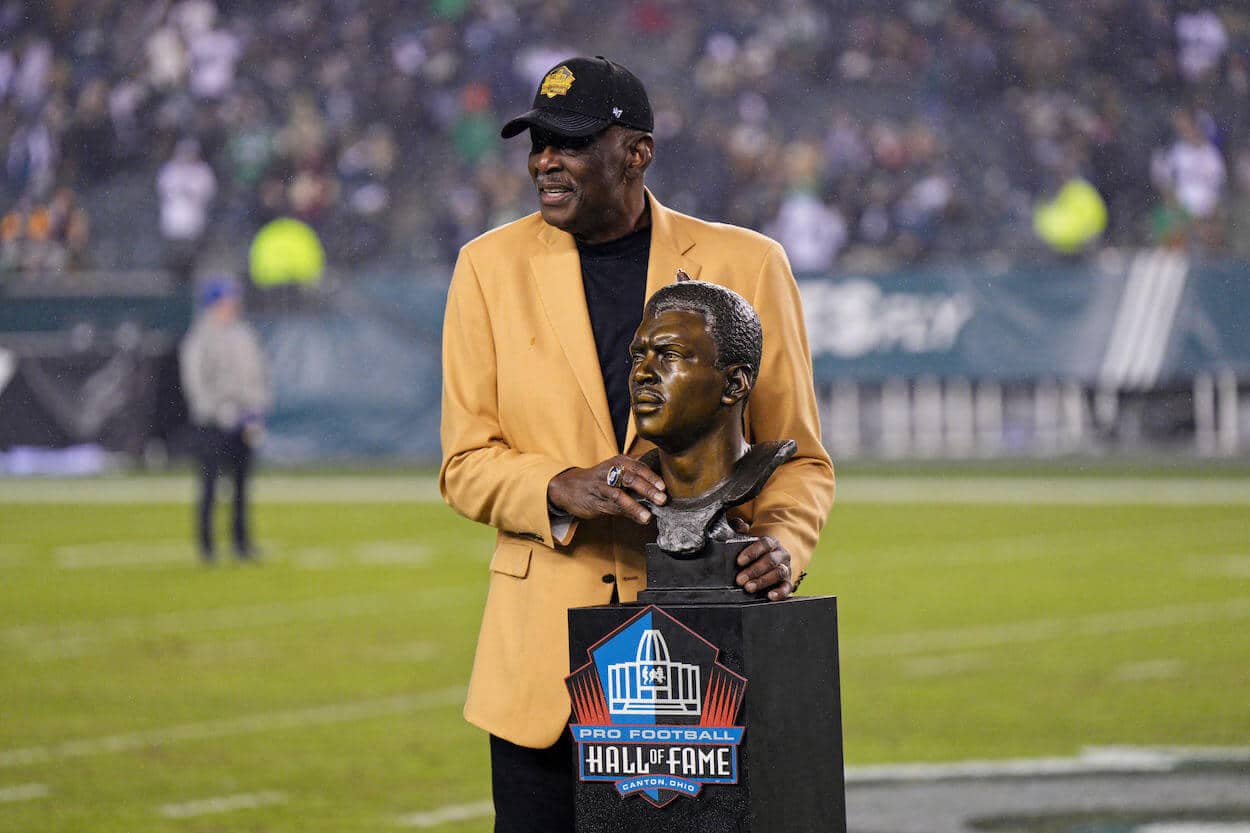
[1,466,1248,831]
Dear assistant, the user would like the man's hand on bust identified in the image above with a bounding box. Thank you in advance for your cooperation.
[729,517,795,601]
[548,456,667,526]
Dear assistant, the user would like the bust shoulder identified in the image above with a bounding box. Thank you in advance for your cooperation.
[641,440,796,554]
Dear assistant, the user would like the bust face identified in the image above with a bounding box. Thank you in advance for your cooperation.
[629,308,727,452]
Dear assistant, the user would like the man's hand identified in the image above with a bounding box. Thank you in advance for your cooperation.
[547,456,667,525]
[730,517,795,601]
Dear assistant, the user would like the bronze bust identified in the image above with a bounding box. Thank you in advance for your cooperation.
[629,274,795,601]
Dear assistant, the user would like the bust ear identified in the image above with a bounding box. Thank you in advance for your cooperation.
[721,364,752,406]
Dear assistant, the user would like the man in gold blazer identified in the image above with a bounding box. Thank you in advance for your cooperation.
[439,56,834,832]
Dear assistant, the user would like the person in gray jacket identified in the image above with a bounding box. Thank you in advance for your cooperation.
[179,275,271,561]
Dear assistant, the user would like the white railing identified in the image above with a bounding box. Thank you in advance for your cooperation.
[821,375,1245,459]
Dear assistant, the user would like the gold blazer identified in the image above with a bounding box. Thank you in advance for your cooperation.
[440,191,835,748]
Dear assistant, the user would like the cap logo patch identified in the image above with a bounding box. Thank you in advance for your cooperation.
[612,107,623,118]
[540,66,575,98]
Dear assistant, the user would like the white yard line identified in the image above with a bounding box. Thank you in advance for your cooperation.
[0,687,465,768]
[285,542,433,571]
[0,783,49,802]
[1196,554,1250,578]
[0,476,440,504]
[397,800,496,828]
[849,598,1250,657]
[900,652,990,678]
[158,790,287,818]
[1,475,1248,505]
[4,587,475,659]
[43,540,433,571]
[53,541,195,570]
[844,477,1250,505]
[834,516,1248,576]
[366,641,442,663]
[845,745,1250,783]
[397,743,1250,829]
[1140,824,1250,833]
[1112,658,1185,681]
[255,477,441,503]
[397,746,1250,829]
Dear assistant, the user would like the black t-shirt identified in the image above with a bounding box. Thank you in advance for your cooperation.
[576,225,651,450]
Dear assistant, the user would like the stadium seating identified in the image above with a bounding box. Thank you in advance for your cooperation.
[2,0,1249,282]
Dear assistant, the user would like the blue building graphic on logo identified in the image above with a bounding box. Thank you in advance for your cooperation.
[607,627,701,717]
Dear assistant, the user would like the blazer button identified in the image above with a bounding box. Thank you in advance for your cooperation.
[602,574,615,584]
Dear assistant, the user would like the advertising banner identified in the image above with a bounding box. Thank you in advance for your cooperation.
[800,252,1250,386]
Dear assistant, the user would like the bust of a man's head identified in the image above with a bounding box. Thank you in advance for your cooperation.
[628,275,794,555]
[629,277,762,459]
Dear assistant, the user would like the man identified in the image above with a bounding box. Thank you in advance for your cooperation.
[157,138,217,286]
[179,274,270,562]
[439,56,834,832]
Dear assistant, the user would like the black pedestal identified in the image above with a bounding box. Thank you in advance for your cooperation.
[637,541,764,605]
[567,596,845,833]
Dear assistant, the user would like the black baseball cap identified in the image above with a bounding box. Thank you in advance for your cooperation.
[501,56,653,139]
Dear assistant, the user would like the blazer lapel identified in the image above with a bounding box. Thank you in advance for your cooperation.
[531,224,617,453]
[624,192,703,453]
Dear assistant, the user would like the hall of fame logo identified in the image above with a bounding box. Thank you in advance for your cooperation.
[540,65,575,98]
[565,606,747,808]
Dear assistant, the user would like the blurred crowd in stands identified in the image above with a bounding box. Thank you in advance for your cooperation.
[2,0,1249,283]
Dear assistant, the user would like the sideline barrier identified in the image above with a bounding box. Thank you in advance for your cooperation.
[1,254,1246,460]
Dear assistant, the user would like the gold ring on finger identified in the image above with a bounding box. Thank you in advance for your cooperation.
[606,465,624,488]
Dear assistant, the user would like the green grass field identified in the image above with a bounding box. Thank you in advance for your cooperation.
[2,466,1248,832]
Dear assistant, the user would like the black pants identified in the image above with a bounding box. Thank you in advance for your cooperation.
[490,732,574,833]
[195,426,253,558]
